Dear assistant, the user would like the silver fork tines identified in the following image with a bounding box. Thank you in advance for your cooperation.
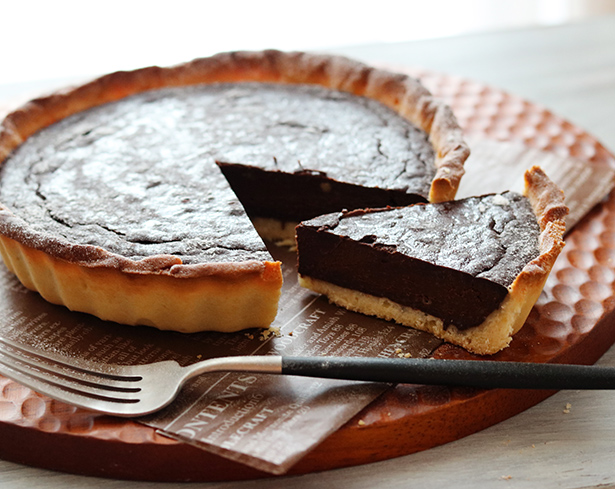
[0,337,283,417]
[0,338,143,408]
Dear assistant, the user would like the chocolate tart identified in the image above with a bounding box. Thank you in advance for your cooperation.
[296,166,567,354]
[0,50,468,333]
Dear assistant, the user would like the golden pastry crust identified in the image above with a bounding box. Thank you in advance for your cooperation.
[299,166,567,355]
[0,50,468,332]
[0,234,282,332]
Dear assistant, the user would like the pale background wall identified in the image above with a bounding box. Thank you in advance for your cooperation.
[1,0,614,86]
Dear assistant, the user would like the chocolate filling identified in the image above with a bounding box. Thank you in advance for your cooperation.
[217,163,426,222]
[0,83,435,264]
[296,192,541,330]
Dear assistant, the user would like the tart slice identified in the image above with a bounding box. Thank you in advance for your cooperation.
[296,166,567,354]
[0,50,468,333]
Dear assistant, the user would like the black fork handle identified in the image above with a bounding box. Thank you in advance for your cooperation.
[281,356,615,390]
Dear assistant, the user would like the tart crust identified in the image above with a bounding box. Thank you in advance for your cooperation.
[0,233,282,332]
[298,166,568,355]
[0,50,468,333]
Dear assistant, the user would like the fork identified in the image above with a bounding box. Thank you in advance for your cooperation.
[2,336,615,417]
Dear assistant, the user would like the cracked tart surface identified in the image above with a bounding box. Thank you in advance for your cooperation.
[0,50,468,332]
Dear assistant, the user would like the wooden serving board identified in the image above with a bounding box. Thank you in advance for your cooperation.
[0,69,614,482]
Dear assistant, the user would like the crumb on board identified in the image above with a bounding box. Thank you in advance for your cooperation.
[501,475,512,480]
[260,326,282,341]
[563,402,572,414]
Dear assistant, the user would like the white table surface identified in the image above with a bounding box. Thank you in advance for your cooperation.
[1,14,615,489]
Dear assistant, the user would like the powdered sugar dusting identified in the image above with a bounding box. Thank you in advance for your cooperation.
[492,194,510,206]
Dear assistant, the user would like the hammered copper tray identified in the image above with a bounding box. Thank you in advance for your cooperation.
[0,69,614,482]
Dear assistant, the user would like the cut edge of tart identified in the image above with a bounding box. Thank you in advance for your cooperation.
[297,166,568,355]
[0,50,469,333]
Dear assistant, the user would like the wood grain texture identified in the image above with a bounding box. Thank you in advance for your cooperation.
[1,14,615,489]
